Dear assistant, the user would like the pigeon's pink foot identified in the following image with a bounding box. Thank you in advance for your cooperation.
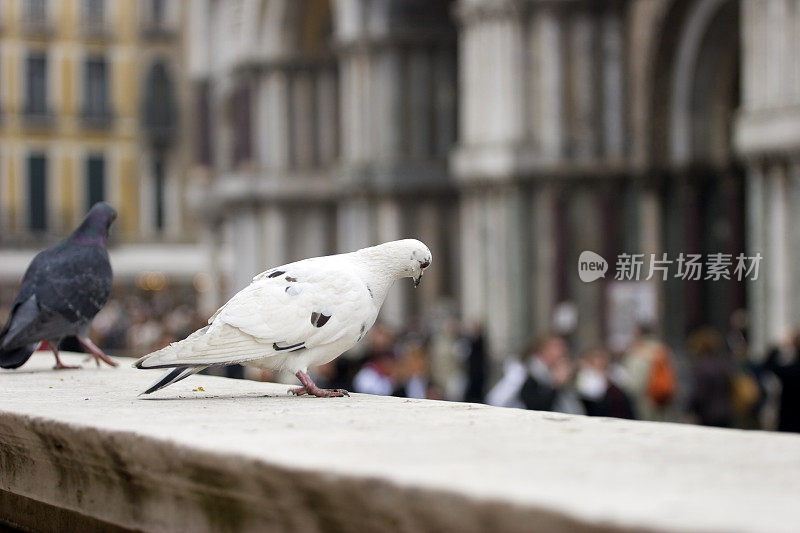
[50,346,80,370]
[53,361,80,370]
[289,385,349,398]
[290,371,349,397]
[79,337,117,367]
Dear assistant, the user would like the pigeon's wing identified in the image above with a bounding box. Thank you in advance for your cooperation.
[136,259,371,368]
[1,243,112,348]
[33,243,113,324]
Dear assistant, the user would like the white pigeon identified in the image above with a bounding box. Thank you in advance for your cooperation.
[134,239,432,397]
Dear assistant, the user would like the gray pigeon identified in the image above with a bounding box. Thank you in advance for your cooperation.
[0,202,118,369]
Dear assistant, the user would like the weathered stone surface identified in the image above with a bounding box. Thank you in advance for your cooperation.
[0,353,798,533]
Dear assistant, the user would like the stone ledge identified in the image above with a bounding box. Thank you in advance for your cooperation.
[0,353,798,533]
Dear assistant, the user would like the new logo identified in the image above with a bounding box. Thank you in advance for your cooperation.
[578,250,608,282]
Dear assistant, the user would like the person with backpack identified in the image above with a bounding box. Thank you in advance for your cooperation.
[621,323,677,421]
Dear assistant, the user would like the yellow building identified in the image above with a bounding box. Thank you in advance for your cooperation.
[0,0,207,300]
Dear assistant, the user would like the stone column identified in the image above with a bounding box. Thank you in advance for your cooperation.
[745,164,767,356]
[638,188,662,258]
[491,8,526,144]
[789,161,800,327]
[374,48,404,159]
[289,206,329,262]
[336,197,372,254]
[502,187,530,355]
[260,206,287,269]
[765,164,790,343]
[316,67,339,166]
[231,207,260,293]
[290,69,317,169]
[531,185,557,336]
[433,46,458,157]
[535,5,566,161]
[601,5,625,161]
[408,46,433,158]
[257,70,290,171]
[477,187,529,358]
[212,78,233,174]
[415,200,443,313]
[376,198,406,328]
[483,192,511,356]
[568,188,604,348]
[199,223,223,315]
[569,10,598,161]
[631,185,663,335]
[459,191,487,326]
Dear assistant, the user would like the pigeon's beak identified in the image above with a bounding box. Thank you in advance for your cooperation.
[413,271,423,288]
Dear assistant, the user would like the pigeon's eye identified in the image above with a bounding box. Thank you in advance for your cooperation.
[420,259,430,269]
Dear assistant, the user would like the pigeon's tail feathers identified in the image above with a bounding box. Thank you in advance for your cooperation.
[0,295,39,352]
[0,343,37,369]
[134,325,210,369]
[140,365,207,395]
[134,323,275,368]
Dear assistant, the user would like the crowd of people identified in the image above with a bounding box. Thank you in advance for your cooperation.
[10,290,795,433]
[308,317,800,433]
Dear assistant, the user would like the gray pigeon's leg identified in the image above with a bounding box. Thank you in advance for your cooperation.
[45,342,79,370]
[78,337,118,367]
[290,371,349,398]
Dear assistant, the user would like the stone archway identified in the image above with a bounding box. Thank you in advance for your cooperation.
[649,0,744,343]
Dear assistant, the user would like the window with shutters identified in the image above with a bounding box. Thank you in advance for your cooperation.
[27,154,47,231]
[24,53,49,119]
[86,155,105,209]
[83,56,112,128]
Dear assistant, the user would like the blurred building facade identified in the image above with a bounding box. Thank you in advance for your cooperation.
[735,0,800,355]
[0,0,203,298]
[188,0,458,324]
[454,0,746,356]
[192,0,796,359]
